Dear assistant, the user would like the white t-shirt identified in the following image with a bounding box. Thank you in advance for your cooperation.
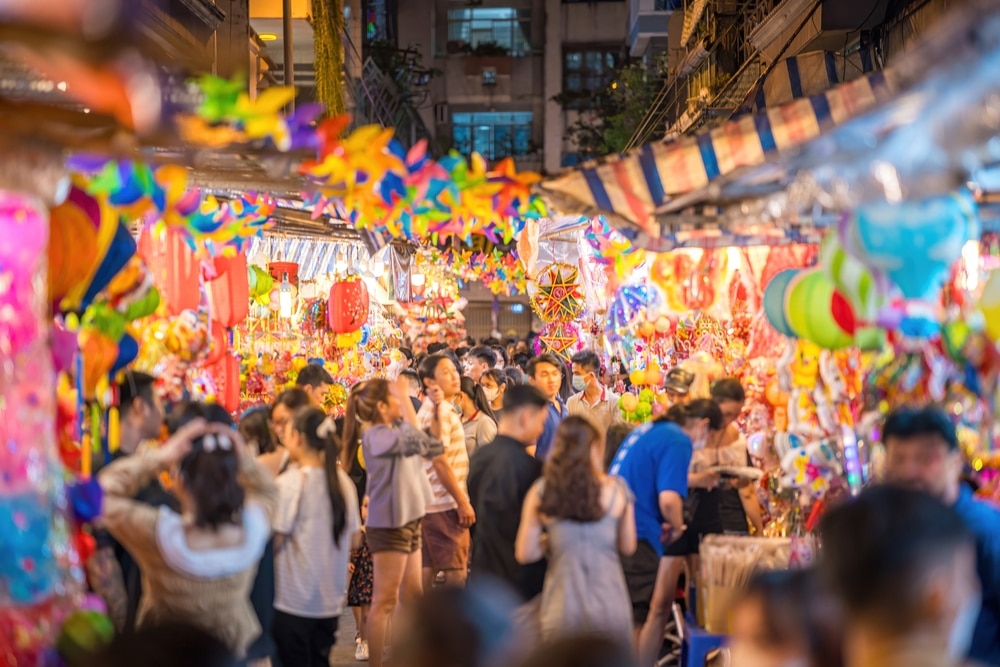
[274,466,361,618]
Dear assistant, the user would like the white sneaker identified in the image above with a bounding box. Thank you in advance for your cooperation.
[355,641,369,662]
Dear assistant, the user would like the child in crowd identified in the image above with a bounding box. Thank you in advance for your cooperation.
[349,495,374,662]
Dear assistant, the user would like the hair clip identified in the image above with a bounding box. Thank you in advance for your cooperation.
[217,434,233,451]
[202,434,217,452]
[317,417,337,438]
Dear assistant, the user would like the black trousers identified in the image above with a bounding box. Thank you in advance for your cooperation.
[272,610,339,667]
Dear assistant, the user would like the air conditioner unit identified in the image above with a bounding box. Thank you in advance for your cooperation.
[434,103,449,125]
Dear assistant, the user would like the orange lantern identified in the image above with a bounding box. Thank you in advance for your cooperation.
[138,227,200,315]
[78,328,118,400]
[207,252,249,328]
[205,320,228,366]
[328,278,369,334]
[48,189,99,310]
[208,352,240,413]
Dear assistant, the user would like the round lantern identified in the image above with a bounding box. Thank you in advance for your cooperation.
[208,352,240,413]
[328,278,370,334]
[205,320,228,366]
[783,269,854,350]
[138,227,200,315]
[207,252,249,328]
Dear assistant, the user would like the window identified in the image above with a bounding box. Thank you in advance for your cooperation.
[447,8,532,56]
[452,112,533,160]
[563,46,619,107]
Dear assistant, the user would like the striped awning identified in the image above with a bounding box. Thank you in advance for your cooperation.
[539,69,896,237]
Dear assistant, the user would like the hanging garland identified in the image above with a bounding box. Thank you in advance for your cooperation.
[313,0,346,117]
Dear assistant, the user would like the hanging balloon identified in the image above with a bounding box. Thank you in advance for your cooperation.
[139,227,200,315]
[763,269,799,337]
[328,278,370,334]
[783,270,854,350]
[207,252,250,328]
[820,233,883,322]
[979,269,1000,343]
[852,191,978,301]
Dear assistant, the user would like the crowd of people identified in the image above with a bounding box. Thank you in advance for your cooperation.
[80,336,1000,667]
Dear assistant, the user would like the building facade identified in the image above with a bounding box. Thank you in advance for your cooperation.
[396,0,630,175]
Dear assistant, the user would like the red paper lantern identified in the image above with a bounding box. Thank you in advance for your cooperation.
[138,227,200,315]
[208,352,240,413]
[208,252,249,328]
[205,320,228,366]
[328,279,370,334]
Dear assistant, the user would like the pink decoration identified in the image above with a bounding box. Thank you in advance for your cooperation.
[138,227,200,315]
[207,252,249,328]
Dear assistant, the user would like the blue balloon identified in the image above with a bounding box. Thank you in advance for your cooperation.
[763,269,798,337]
[854,191,978,300]
[360,324,371,346]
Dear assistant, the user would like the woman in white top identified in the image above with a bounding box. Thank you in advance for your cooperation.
[273,406,362,667]
[457,376,498,457]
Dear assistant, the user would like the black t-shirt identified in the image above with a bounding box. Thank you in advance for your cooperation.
[467,435,546,602]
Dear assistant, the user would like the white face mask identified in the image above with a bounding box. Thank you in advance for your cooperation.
[689,423,709,451]
[948,592,982,658]
[482,387,499,403]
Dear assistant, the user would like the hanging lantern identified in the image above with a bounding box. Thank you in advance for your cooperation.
[328,278,370,334]
[268,261,299,288]
[208,352,240,413]
[205,320,228,366]
[207,252,250,328]
[138,227,200,315]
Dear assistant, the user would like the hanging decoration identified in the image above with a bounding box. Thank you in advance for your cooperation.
[529,263,584,323]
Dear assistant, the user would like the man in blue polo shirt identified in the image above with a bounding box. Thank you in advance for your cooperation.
[527,353,566,461]
[882,406,1000,666]
[611,399,720,667]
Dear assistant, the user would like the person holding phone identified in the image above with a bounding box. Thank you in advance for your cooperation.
[417,354,476,588]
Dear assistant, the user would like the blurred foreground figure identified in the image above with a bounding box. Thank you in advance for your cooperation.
[725,569,843,667]
[517,635,637,667]
[81,622,239,667]
[820,486,981,667]
[395,580,520,667]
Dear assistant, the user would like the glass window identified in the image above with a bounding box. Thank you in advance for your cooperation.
[447,8,532,56]
[562,46,620,108]
[451,112,534,160]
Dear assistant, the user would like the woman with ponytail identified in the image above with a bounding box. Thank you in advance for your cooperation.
[344,376,447,667]
[273,407,362,667]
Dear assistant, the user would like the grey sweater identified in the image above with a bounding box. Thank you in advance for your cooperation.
[362,422,444,529]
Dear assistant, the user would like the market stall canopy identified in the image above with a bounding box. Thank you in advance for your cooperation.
[539,0,1000,250]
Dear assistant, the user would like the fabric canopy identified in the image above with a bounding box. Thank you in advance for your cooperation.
[539,68,897,237]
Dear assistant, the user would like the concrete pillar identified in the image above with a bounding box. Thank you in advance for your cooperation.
[543,0,563,175]
[216,0,251,79]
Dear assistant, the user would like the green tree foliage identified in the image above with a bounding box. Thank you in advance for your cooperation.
[554,62,661,161]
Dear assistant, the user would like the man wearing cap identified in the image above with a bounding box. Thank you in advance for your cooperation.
[664,368,694,405]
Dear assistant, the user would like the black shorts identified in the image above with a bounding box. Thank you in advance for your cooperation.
[621,539,661,625]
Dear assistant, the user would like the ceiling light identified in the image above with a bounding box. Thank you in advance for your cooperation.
[259,33,278,42]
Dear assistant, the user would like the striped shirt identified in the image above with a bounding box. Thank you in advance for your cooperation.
[273,467,361,618]
[418,400,469,513]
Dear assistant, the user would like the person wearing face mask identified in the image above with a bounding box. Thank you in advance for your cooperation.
[609,399,721,667]
[880,407,1000,666]
[479,370,507,419]
[819,485,982,667]
[724,568,844,667]
[567,351,621,434]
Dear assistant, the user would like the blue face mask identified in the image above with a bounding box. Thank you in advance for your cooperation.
[948,591,982,658]
[572,375,588,392]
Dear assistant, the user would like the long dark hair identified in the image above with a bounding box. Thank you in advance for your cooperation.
[168,402,245,531]
[341,379,392,469]
[460,376,496,423]
[540,416,604,522]
[239,408,277,455]
[291,407,348,543]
